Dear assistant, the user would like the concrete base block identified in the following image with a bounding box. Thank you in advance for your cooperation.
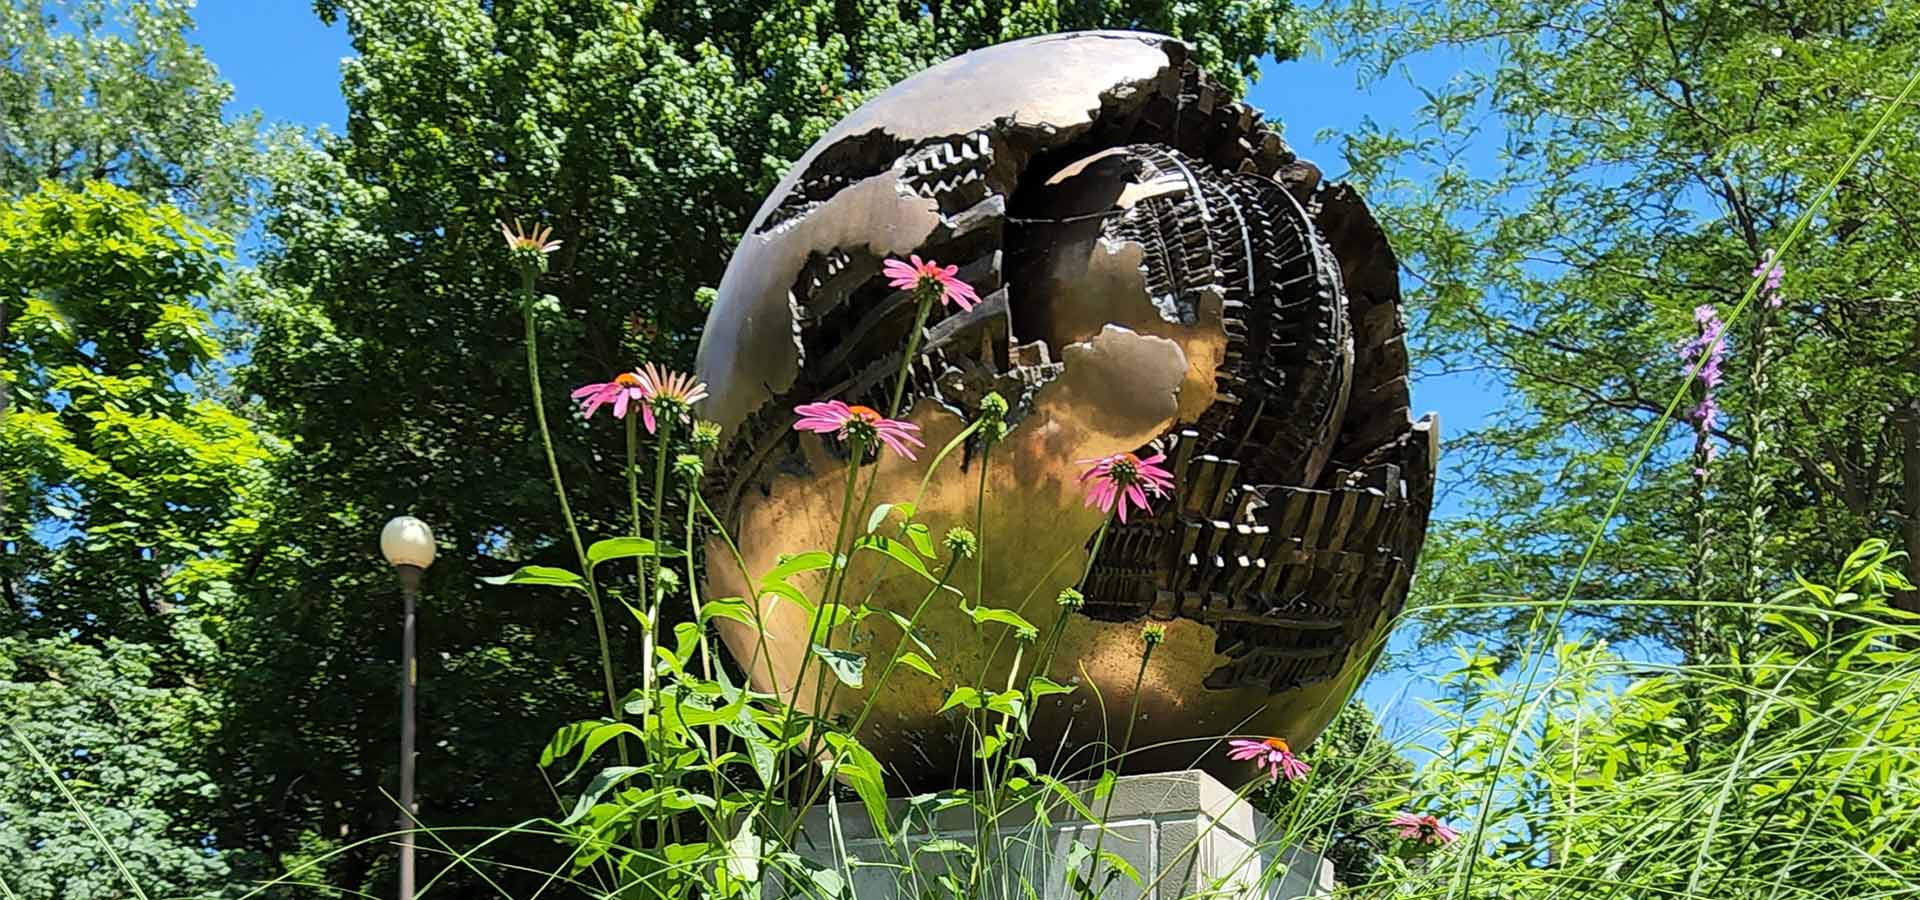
[777,769,1334,899]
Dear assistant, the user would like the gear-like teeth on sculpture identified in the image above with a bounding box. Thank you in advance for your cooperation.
[900,131,994,210]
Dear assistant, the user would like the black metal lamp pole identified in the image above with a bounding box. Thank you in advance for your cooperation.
[380,517,436,900]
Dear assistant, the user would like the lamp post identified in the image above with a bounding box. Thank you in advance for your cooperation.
[380,515,435,900]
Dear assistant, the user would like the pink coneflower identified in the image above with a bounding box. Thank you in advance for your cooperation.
[793,400,924,460]
[1076,451,1175,523]
[1389,812,1462,846]
[883,254,979,311]
[572,372,646,420]
[1226,737,1310,783]
[633,362,709,435]
[498,219,561,256]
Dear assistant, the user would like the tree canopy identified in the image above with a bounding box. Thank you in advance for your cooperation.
[1318,0,1920,658]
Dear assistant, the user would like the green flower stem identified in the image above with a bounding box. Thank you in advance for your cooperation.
[973,514,1106,694]
[888,288,934,419]
[694,492,782,698]
[641,416,677,848]
[775,555,958,850]
[1088,634,1157,893]
[974,438,991,629]
[626,413,646,614]
[640,416,674,708]
[683,471,720,758]
[832,286,934,564]
[773,433,865,806]
[520,273,626,765]
[992,515,1107,793]
[800,431,872,776]
[908,418,984,513]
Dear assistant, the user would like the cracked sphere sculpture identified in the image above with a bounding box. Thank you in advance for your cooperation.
[695,30,1437,789]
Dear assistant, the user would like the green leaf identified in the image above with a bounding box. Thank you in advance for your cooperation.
[939,687,983,713]
[539,720,598,768]
[809,867,847,899]
[1027,676,1076,700]
[903,522,936,559]
[866,502,898,534]
[560,722,645,782]
[897,652,939,680]
[882,609,935,656]
[480,565,586,591]
[586,536,681,568]
[969,605,1038,639]
[1098,850,1142,885]
[763,551,834,584]
[986,689,1025,719]
[822,733,891,840]
[915,839,974,857]
[699,596,755,626]
[559,766,644,825]
[811,645,866,688]
[854,535,945,585]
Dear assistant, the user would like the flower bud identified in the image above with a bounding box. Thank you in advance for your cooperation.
[673,453,705,483]
[978,391,1009,443]
[944,526,979,560]
[1056,587,1084,610]
[691,420,723,454]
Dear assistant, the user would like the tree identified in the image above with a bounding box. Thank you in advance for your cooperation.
[1316,0,1920,659]
[0,0,265,234]
[1,635,245,900]
[0,180,270,899]
[235,2,1303,893]
[2,6,280,892]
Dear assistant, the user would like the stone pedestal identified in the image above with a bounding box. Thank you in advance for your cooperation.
[778,769,1334,899]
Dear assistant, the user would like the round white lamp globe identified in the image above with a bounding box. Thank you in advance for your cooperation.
[380,516,437,570]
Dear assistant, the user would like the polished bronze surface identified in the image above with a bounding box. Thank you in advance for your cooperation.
[694,31,1437,788]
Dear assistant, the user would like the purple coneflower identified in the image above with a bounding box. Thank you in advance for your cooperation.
[883,254,979,311]
[1226,737,1310,783]
[1076,451,1175,523]
[633,363,708,435]
[1389,812,1462,846]
[793,400,924,460]
[572,372,646,420]
[498,219,561,256]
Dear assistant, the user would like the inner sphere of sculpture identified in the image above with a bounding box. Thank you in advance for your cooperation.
[693,31,1437,789]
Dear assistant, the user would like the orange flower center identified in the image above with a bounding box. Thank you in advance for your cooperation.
[614,373,642,388]
[1263,737,1292,752]
[845,405,883,425]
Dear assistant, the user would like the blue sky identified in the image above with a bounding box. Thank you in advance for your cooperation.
[185,3,1492,735]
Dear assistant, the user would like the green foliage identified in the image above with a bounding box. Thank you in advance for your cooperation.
[1,181,273,646]
[0,0,266,233]
[1318,0,1920,657]
[0,3,284,894]
[0,635,244,899]
[1372,546,1920,898]
[1263,702,1414,887]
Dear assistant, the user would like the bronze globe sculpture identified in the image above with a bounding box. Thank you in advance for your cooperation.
[695,31,1436,788]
